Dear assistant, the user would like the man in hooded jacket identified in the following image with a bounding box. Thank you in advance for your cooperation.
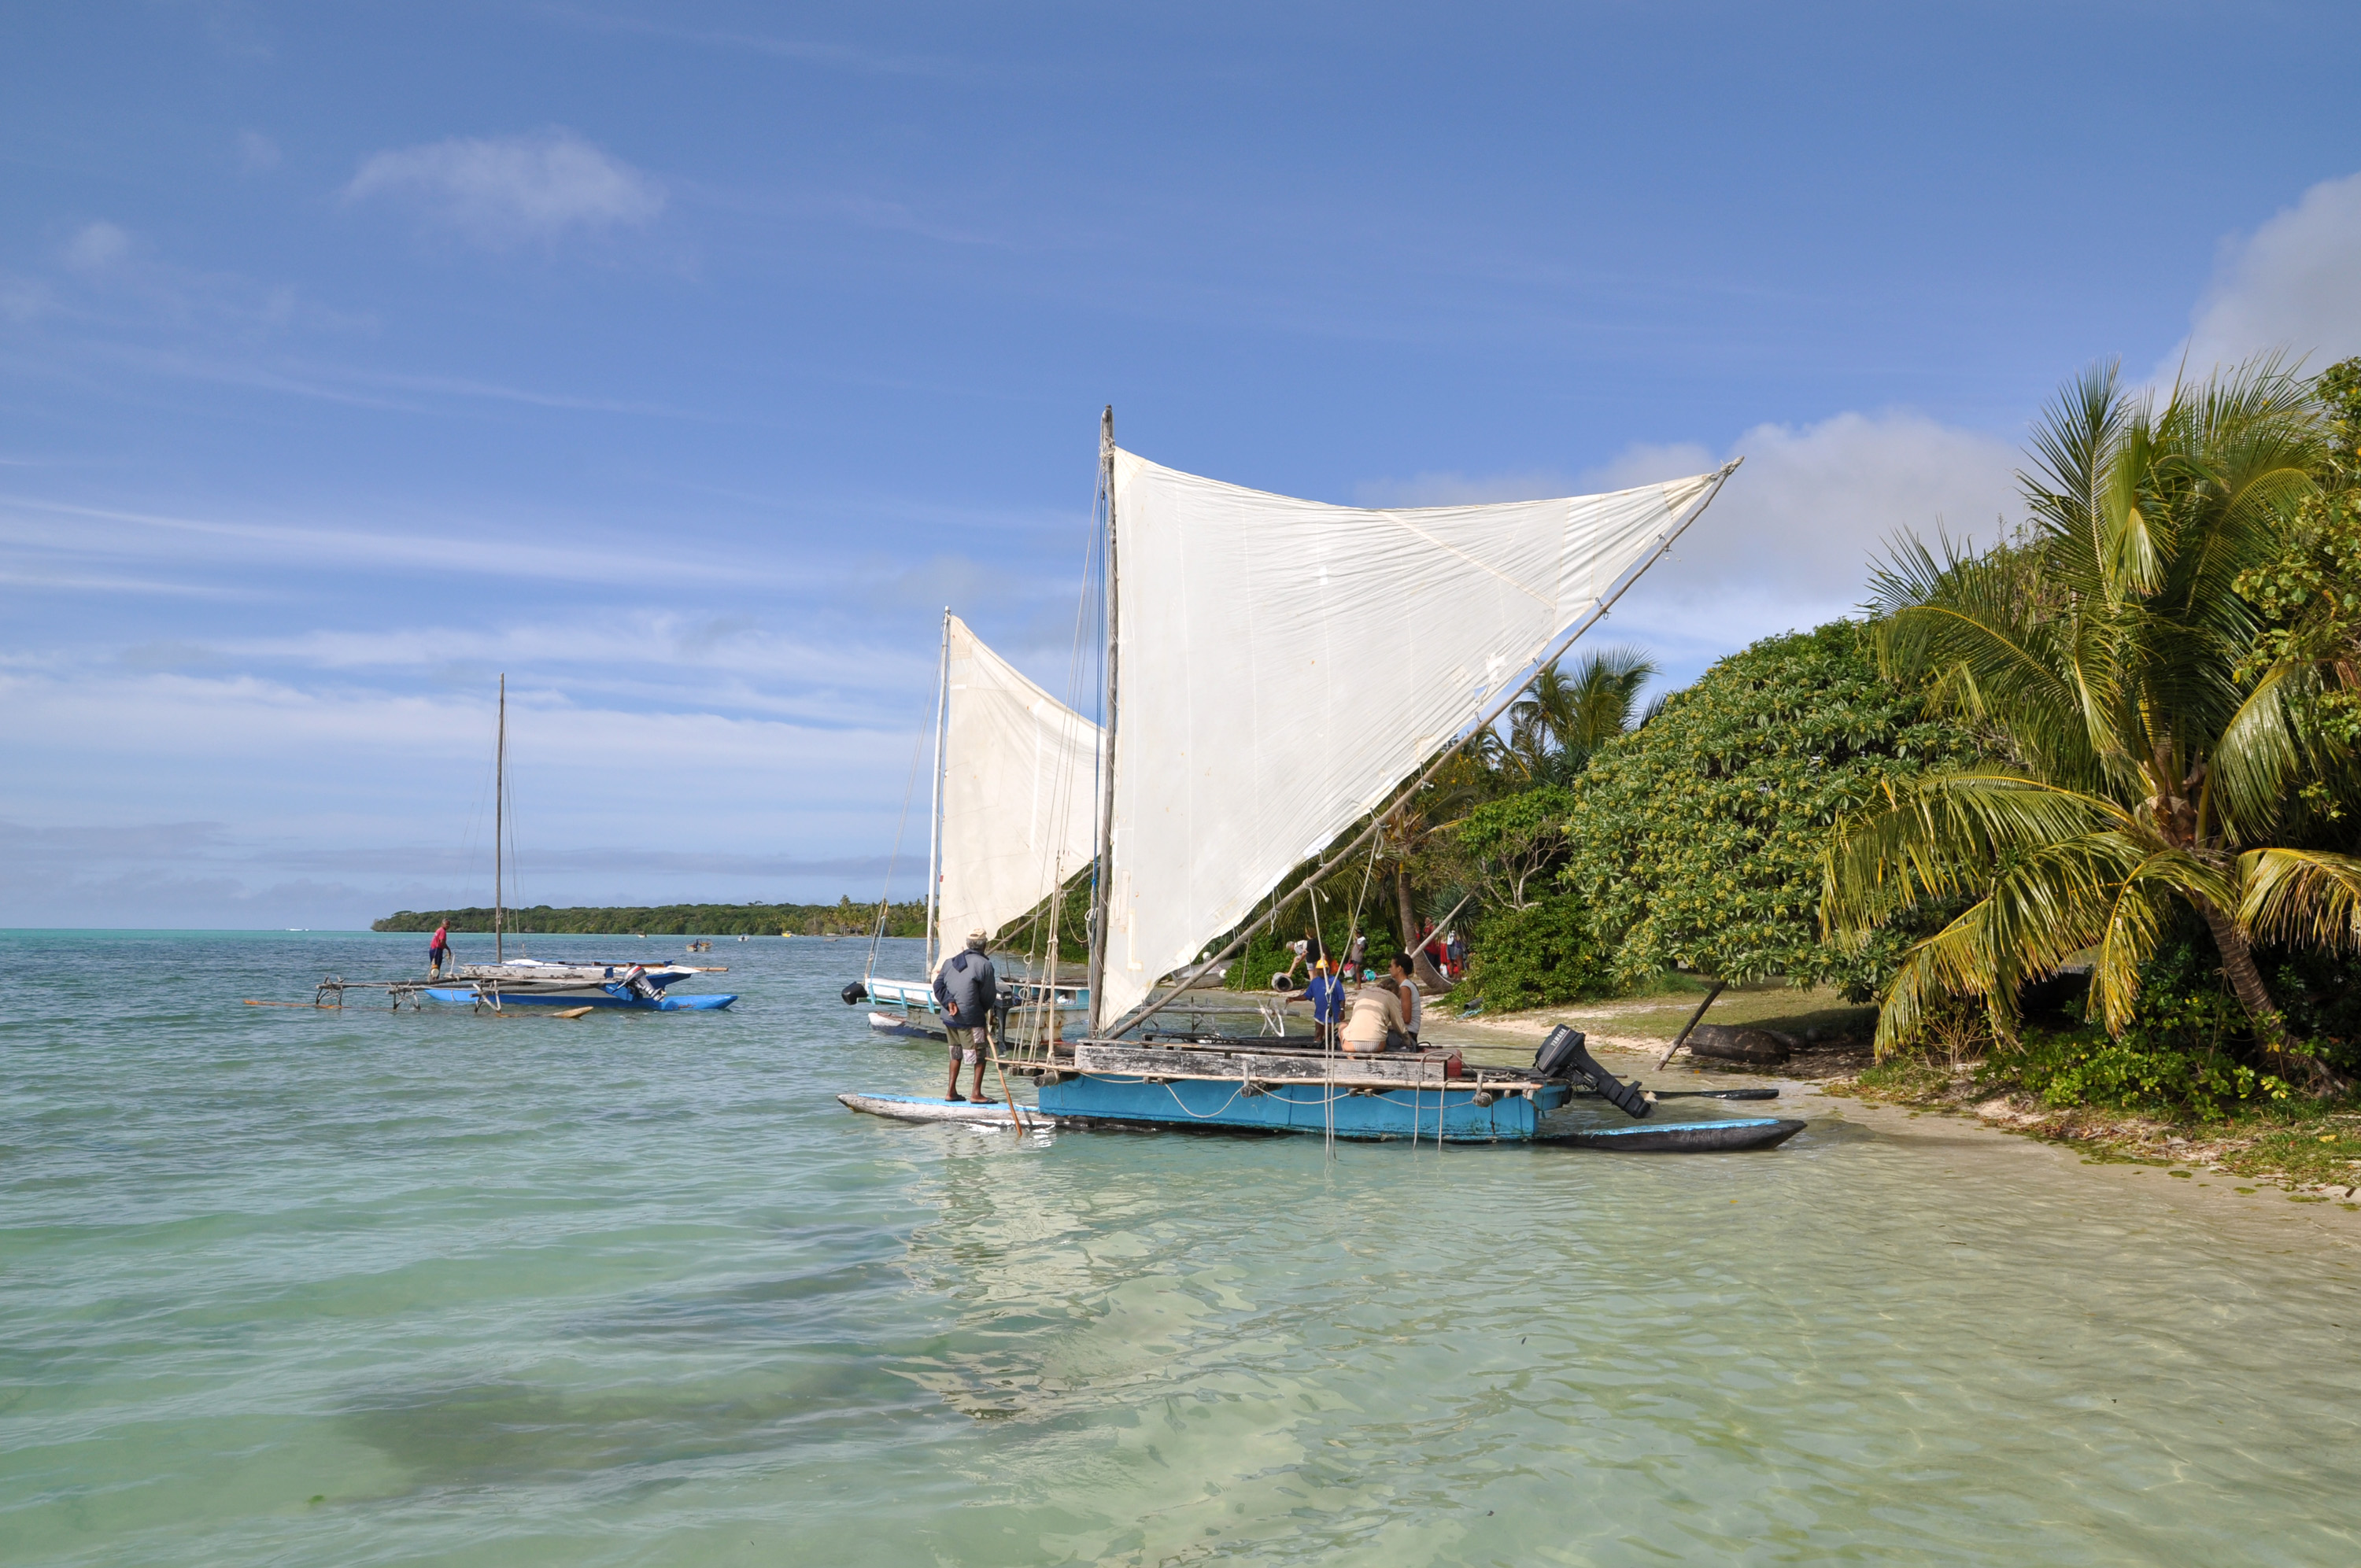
[934,929,998,1102]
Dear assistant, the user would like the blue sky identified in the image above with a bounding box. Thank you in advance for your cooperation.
[6,2,2360,927]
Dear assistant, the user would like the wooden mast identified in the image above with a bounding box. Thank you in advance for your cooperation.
[1085,406,1118,1036]
[494,673,506,965]
[923,608,949,976]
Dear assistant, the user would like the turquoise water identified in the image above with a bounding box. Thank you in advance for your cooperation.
[4,930,2358,1565]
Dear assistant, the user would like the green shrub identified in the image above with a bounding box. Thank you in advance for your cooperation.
[1457,894,1619,1013]
[1986,1033,2292,1116]
[1561,619,1975,997]
[1982,921,2297,1116]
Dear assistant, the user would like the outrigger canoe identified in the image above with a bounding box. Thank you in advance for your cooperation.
[841,1027,1806,1152]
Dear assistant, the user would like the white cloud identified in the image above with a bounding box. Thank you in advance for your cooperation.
[345,129,666,249]
[2169,170,2361,380]
[61,220,132,271]
[1359,412,2022,683]
[236,129,280,172]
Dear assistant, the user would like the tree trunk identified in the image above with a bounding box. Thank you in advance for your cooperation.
[1395,865,1417,950]
[2195,896,2341,1094]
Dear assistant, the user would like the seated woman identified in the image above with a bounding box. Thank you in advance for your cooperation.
[1339,970,1407,1055]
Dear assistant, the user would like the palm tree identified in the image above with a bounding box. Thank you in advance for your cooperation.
[1506,647,1659,785]
[1823,357,2361,1089]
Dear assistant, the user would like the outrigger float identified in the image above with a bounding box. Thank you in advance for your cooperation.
[841,413,1772,1152]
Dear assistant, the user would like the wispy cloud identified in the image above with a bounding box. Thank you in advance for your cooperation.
[0,493,794,591]
[345,129,667,250]
[544,7,980,79]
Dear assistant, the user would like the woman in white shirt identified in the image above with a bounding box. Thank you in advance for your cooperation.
[1340,971,1406,1054]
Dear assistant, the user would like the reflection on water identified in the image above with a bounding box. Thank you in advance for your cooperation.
[2,931,2358,1566]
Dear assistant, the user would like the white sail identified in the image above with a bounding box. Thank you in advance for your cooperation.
[935,614,1100,960]
[1097,449,1731,1021]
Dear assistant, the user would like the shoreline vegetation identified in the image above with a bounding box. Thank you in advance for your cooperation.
[1432,983,2361,1203]
[1195,355,2361,1188]
[373,899,923,938]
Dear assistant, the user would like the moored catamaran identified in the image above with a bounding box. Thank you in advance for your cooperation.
[844,413,1801,1149]
[420,676,737,1013]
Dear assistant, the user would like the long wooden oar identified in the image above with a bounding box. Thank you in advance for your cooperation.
[1572,1086,1777,1101]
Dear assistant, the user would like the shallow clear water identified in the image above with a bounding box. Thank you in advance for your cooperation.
[3,930,2358,1565]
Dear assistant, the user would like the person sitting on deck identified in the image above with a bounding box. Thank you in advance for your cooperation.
[1340,967,1408,1055]
[933,929,998,1103]
[1302,959,1345,1047]
[1388,952,1423,1047]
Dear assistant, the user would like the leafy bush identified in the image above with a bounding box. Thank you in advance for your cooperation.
[1986,1033,2291,1117]
[1456,893,1618,1013]
[1561,619,1975,996]
[1982,924,2296,1115]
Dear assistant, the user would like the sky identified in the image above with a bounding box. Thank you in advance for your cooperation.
[5,2,2360,928]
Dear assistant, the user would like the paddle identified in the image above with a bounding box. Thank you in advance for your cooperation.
[1571,1086,1778,1101]
[552,1005,594,1019]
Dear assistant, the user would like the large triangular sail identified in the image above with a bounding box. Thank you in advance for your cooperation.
[933,614,1100,965]
[1096,450,1732,1023]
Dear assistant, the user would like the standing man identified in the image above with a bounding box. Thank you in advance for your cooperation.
[933,928,998,1103]
[428,919,451,977]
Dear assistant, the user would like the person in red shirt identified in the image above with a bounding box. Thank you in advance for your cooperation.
[428,921,451,977]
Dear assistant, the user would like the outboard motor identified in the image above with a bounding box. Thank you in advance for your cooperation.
[841,982,867,1006]
[1535,1025,1653,1119]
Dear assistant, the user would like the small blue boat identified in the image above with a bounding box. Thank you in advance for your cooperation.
[423,960,737,1011]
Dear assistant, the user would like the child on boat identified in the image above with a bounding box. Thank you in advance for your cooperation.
[1302,959,1344,1047]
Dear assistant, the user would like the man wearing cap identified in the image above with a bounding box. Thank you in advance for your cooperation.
[933,928,999,1102]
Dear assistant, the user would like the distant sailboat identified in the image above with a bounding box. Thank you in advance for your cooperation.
[425,676,737,1012]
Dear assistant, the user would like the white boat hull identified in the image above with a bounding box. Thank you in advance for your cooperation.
[837,1091,1052,1129]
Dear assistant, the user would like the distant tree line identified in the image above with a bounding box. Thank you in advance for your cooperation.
[374,898,926,937]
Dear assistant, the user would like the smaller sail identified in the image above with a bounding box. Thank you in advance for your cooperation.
[936,615,1101,955]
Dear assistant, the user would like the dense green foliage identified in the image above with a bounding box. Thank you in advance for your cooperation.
[1986,921,2294,1116]
[1826,357,2361,1090]
[375,898,925,937]
[1454,893,1615,1012]
[2236,356,2361,755]
[1561,620,1973,996]
[1450,785,1574,909]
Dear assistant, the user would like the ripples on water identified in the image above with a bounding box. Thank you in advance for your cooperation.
[2,931,2357,1565]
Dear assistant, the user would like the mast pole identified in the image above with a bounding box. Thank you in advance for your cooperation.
[923,608,950,976]
[1115,458,1745,1039]
[1085,406,1118,1036]
[494,673,506,965]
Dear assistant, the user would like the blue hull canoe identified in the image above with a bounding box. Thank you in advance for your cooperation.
[1036,1072,1573,1142]
[421,987,737,1011]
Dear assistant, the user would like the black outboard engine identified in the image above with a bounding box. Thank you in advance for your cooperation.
[1535,1025,1653,1119]
[841,982,866,1006]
